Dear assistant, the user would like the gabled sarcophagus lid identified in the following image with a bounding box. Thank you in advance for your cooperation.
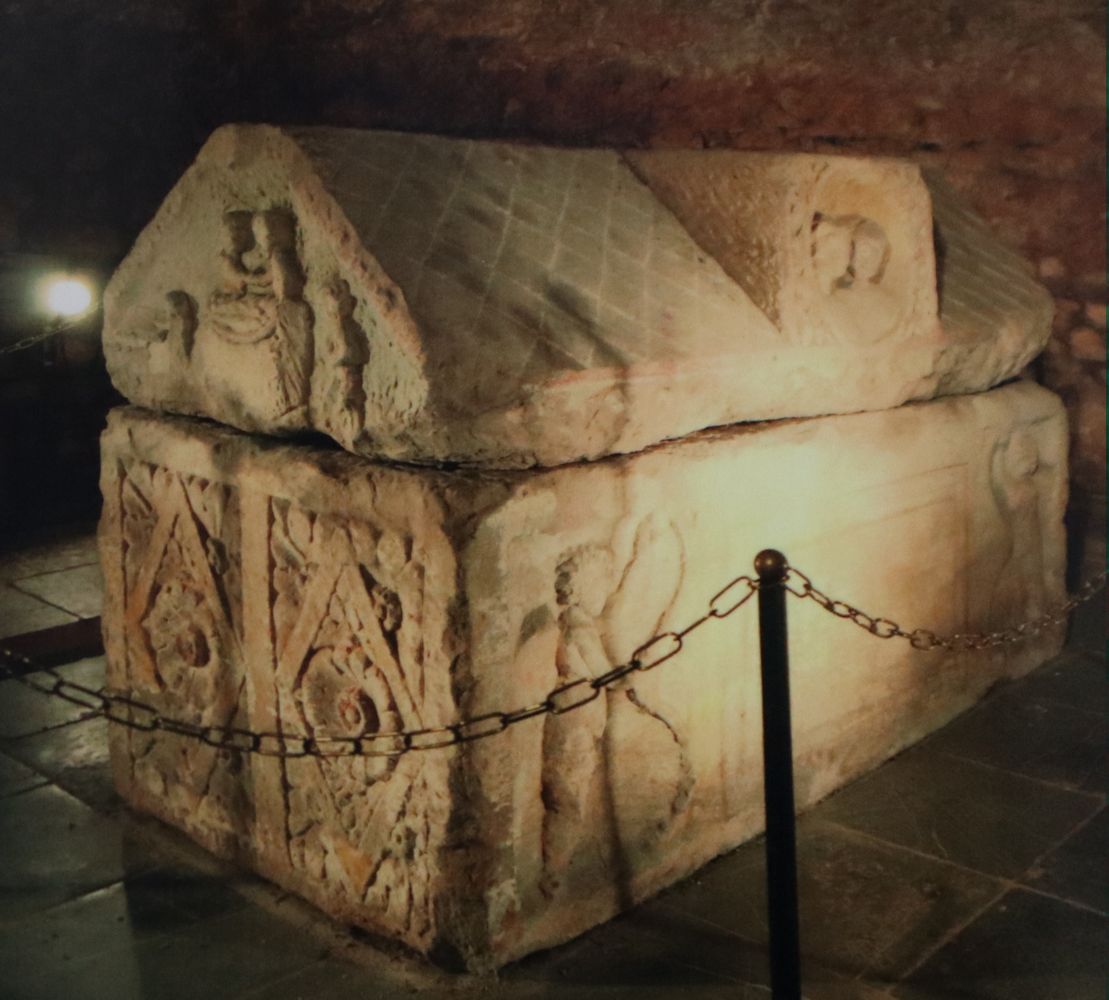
[104,125,1052,468]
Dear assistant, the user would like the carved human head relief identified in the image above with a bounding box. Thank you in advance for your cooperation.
[555,545,613,620]
[810,212,891,294]
[802,193,904,346]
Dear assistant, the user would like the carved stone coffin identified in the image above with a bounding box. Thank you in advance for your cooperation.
[99,379,1066,969]
[103,125,1052,468]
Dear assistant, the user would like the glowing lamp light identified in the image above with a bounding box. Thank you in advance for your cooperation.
[41,275,96,319]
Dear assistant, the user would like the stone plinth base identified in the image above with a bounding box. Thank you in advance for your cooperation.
[99,381,1066,970]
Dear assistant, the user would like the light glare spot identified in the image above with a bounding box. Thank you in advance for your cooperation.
[45,277,94,318]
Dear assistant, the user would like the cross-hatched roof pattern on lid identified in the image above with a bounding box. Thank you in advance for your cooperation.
[291,128,773,397]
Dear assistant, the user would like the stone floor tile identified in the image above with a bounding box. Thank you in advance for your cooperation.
[0,583,78,639]
[3,941,158,1000]
[550,900,891,1000]
[233,947,529,1000]
[655,819,1004,982]
[504,903,751,992]
[0,656,106,738]
[0,783,160,920]
[0,877,193,996]
[111,902,329,1000]
[0,525,99,583]
[13,563,104,619]
[1022,807,1107,913]
[815,744,1103,878]
[4,716,119,812]
[4,899,320,1000]
[503,904,888,1000]
[802,983,894,1000]
[1,616,104,669]
[0,749,48,797]
[1066,583,1107,659]
[234,959,438,1000]
[1013,650,1106,712]
[923,684,1106,790]
[130,863,253,922]
[1079,763,1106,794]
[894,889,1108,1000]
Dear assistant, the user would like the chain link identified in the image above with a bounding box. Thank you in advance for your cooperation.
[0,326,65,357]
[783,565,1107,651]
[0,575,761,759]
[1,561,1103,758]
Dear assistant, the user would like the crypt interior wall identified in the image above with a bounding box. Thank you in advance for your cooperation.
[0,0,1103,542]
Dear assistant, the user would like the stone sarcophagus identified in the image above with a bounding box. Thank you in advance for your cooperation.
[98,127,1067,970]
[100,382,1066,969]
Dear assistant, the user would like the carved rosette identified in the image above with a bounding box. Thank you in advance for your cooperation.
[269,501,433,934]
[120,464,242,714]
[116,460,248,838]
[142,576,222,702]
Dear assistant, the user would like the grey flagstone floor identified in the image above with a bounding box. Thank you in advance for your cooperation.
[0,524,1104,999]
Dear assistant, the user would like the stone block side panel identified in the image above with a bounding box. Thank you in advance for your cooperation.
[450,380,1067,965]
[99,408,462,955]
[99,456,250,858]
[265,497,453,949]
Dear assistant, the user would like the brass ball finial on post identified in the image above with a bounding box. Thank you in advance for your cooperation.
[755,548,789,585]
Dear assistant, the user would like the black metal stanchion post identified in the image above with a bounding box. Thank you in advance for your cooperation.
[754,549,802,1000]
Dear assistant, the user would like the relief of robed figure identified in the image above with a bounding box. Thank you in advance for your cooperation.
[197,208,315,425]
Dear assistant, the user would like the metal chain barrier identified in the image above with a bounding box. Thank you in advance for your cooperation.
[0,325,67,357]
[784,565,1107,651]
[0,562,1103,759]
[0,573,761,759]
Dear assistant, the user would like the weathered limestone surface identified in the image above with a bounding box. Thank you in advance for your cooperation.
[103,126,1052,468]
[100,379,1066,969]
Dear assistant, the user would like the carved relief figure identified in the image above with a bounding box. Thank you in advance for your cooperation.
[811,213,890,293]
[120,289,198,376]
[540,517,695,898]
[809,211,898,344]
[988,428,1048,625]
[539,547,612,896]
[319,277,371,441]
[207,208,315,419]
[555,547,614,681]
[163,290,198,361]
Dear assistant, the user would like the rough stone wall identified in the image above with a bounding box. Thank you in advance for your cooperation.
[3,0,1103,489]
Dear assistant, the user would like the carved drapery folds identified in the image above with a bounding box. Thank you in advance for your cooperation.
[188,207,316,426]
